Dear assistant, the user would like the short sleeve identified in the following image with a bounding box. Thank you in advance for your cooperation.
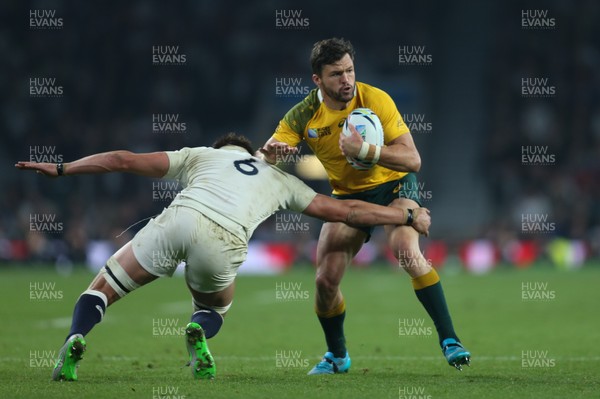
[273,119,303,147]
[164,147,192,180]
[272,89,320,147]
[373,90,410,143]
[282,173,318,212]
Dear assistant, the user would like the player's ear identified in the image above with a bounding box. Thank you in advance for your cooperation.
[312,74,321,86]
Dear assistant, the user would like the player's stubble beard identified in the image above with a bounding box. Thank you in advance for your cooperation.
[322,82,355,107]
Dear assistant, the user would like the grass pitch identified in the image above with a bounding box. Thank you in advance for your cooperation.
[1,263,598,399]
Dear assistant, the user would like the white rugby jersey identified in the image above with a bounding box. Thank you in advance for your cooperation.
[163,145,317,241]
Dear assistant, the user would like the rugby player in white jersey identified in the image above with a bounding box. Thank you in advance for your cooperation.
[15,133,431,381]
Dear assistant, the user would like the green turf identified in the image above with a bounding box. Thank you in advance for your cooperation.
[1,264,599,399]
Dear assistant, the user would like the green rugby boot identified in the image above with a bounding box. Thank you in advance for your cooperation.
[185,322,216,379]
[52,334,86,381]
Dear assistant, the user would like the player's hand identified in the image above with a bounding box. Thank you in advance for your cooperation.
[14,161,60,177]
[339,123,363,158]
[411,208,431,237]
[257,142,298,164]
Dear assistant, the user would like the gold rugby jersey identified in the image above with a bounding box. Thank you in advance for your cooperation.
[273,81,410,195]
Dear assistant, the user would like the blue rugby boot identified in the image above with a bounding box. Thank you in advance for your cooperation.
[442,338,471,371]
[307,352,351,375]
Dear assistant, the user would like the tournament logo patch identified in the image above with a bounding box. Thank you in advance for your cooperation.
[355,125,366,138]
[307,127,331,138]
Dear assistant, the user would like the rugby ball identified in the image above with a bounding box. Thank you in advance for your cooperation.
[342,108,384,170]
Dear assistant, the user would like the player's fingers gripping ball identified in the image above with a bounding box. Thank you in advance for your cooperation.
[341,108,384,170]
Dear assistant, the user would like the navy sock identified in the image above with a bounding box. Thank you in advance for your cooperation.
[66,291,107,341]
[191,308,223,339]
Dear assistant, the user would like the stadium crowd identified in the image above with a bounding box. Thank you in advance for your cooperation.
[1,1,598,267]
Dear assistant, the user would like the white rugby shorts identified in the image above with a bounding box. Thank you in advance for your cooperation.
[131,205,247,293]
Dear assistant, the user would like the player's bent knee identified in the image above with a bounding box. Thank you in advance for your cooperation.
[99,256,141,299]
[315,273,340,294]
[389,227,420,257]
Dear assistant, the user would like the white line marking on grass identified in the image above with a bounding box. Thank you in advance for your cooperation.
[35,316,117,329]
[2,355,599,363]
[204,355,600,362]
[34,317,72,329]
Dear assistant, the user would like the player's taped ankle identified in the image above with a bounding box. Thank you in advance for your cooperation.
[192,298,232,316]
[100,257,140,297]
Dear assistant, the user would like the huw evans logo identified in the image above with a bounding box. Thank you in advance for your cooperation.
[29,9,63,29]
[401,181,432,203]
[521,350,555,368]
[29,146,63,163]
[521,214,555,234]
[275,77,311,98]
[521,146,555,165]
[152,386,186,399]
[152,318,185,337]
[152,45,186,65]
[275,213,310,233]
[275,281,309,301]
[152,181,181,201]
[398,386,432,399]
[273,146,309,165]
[30,77,63,97]
[275,10,309,29]
[398,46,432,66]
[521,281,556,301]
[275,350,310,368]
[29,350,57,368]
[403,113,432,134]
[398,318,432,337]
[152,114,187,133]
[397,250,433,271]
[151,250,185,274]
[521,9,556,29]
[29,281,63,300]
[521,77,556,98]
[30,214,63,233]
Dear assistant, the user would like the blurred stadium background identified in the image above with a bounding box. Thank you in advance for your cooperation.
[2,0,599,274]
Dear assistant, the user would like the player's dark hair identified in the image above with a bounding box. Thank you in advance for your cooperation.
[213,132,254,155]
[310,37,355,76]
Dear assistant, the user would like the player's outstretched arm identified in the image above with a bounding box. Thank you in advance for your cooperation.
[256,137,298,165]
[15,151,169,178]
[302,194,431,236]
